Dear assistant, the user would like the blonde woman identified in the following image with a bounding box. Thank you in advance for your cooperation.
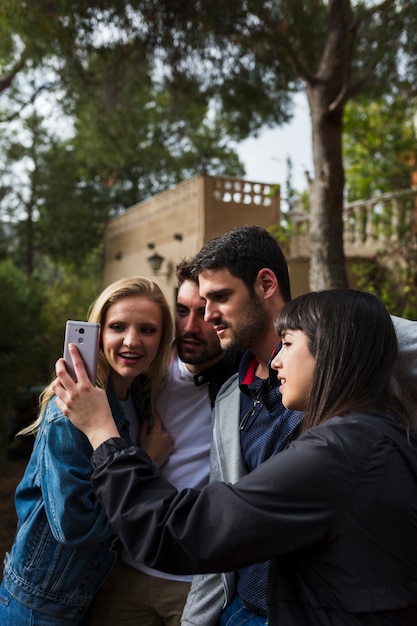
[0,277,173,626]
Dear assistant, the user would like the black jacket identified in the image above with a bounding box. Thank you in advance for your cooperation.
[90,412,417,625]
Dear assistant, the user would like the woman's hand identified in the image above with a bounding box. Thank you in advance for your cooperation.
[53,343,120,450]
[140,411,173,467]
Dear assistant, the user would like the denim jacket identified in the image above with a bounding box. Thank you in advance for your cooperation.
[2,379,144,620]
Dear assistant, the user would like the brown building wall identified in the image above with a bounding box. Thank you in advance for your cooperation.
[104,172,405,309]
[104,174,282,309]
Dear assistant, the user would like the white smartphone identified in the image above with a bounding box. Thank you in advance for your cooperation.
[63,320,101,385]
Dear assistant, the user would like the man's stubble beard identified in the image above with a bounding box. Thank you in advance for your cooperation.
[177,340,223,366]
[221,294,271,352]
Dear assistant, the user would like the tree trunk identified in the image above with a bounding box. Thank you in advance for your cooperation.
[302,0,354,291]
[307,83,348,290]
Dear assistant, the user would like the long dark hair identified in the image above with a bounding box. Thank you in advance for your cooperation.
[275,289,411,432]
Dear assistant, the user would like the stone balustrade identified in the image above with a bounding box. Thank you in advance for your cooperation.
[288,188,417,259]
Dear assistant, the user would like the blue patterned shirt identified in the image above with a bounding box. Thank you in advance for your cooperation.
[236,347,303,615]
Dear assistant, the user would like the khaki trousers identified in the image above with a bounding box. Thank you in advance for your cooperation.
[91,558,191,626]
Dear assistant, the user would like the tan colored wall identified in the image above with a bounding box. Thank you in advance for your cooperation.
[104,174,281,309]
[104,183,416,309]
[287,257,365,298]
[287,259,310,298]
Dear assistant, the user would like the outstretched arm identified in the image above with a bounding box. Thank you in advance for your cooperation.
[54,344,173,466]
[53,342,120,449]
[54,346,344,579]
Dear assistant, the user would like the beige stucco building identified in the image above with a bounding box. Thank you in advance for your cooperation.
[104,173,299,309]
[104,173,415,310]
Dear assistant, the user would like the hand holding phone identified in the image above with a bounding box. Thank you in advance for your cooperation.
[63,320,100,385]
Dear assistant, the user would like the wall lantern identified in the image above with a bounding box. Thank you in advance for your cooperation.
[147,251,165,274]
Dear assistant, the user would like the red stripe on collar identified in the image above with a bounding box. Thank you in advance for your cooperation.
[241,356,259,385]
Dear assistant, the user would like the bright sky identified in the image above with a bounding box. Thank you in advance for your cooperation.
[236,91,313,197]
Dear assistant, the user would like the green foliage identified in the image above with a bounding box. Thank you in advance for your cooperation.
[1,0,417,293]
[350,190,417,319]
[0,260,48,461]
[36,143,112,265]
[343,97,417,308]
[0,250,103,463]
[0,11,246,275]
[352,257,417,321]
[71,49,245,207]
[344,96,416,201]
[41,261,103,372]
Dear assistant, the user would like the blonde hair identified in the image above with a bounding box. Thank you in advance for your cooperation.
[20,277,173,437]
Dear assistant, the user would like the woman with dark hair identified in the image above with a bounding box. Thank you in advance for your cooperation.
[53,289,417,625]
[274,289,410,433]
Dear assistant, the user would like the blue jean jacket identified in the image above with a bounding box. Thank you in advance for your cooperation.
[1,380,143,620]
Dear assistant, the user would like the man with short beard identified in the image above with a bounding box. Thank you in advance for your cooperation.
[181,225,304,626]
[91,259,242,626]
